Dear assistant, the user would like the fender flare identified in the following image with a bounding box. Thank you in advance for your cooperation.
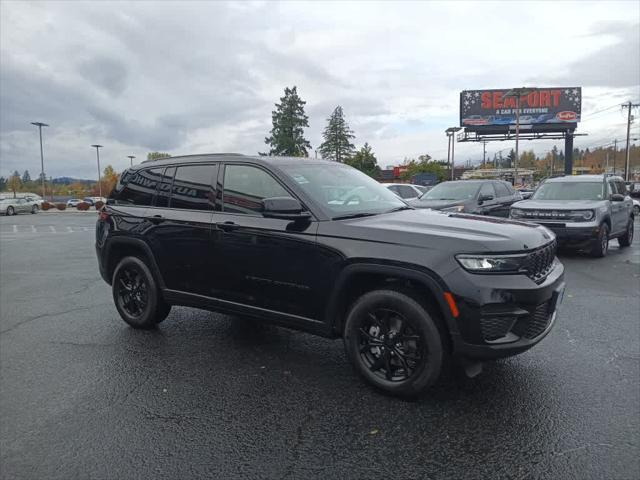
[325,261,458,337]
[103,237,166,289]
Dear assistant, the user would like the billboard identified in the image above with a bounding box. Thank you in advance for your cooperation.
[460,87,581,131]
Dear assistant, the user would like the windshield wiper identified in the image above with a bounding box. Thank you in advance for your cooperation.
[332,212,380,220]
[384,206,413,213]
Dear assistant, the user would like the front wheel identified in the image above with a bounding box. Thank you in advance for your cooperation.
[590,223,609,257]
[6,206,14,216]
[633,205,639,216]
[31,205,38,214]
[343,289,445,398]
[618,218,634,247]
[112,256,171,329]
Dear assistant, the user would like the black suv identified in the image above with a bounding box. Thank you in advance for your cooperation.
[96,154,565,397]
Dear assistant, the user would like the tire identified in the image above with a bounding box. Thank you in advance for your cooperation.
[633,205,640,216]
[590,223,609,258]
[618,218,634,247]
[112,256,171,329]
[343,289,445,398]
[31,205,38,214]
[6,206,14,216]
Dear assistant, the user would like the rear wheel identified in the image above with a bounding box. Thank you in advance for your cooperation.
[31,205,38,214]
[6,206,14,216]
[634,205,640,216]
[112,256,171,329]
[343,289,445,398]
[618,218,634,247]
[590,223,609,257]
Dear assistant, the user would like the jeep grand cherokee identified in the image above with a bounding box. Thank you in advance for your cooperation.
[96,154,565,397]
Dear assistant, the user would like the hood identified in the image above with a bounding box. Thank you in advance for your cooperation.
[512,199,604,210]
[409,198,467,210]
[331,209,555,253]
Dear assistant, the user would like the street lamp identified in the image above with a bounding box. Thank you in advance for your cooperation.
[503,87,534,185]
[91,145,103,199]
[446,127,462,180]
[127,155,135,167]
[31,122,49,199]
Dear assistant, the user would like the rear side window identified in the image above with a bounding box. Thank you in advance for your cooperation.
[615,180,627,195]
[155,167,176,208]
[494,182,511,197]
[479,182,495,198]
[169,165,217,211]
[396,185,417,199]
[110,168,163,206]
[222,164,291,214]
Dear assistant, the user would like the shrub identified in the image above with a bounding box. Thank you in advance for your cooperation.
[95,201,104,210]
[56,203,66,211]
[77,202,90,211]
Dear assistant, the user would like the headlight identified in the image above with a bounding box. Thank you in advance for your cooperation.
[510,208,524,219]
[567,210,594,221]
[456,254,527,273]
[443,205,464,212]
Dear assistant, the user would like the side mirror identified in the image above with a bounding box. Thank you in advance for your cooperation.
[478,194,494,204]
[262,197,311,221]
[610,193,625,202]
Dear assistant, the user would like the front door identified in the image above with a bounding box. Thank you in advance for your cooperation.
[213,163,327,320]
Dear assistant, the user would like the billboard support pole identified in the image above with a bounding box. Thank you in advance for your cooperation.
[564,132,573,175]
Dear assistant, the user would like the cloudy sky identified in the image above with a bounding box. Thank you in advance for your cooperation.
[1,1,639,179]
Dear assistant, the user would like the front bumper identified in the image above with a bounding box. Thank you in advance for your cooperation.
[443,260,565,360]
[517,220,600,246]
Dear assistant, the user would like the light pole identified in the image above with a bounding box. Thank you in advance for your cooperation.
[91,145,103,198]
[127,155,135,167]
[31,122,49,199]
[446,127,462,180]
[503,87,534,185]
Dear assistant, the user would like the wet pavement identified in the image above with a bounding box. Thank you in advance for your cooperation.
[1,212,639,479]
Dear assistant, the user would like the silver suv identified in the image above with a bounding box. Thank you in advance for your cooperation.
[509,175,634,257]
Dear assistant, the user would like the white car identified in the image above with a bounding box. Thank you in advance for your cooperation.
[384,183,430,201]
[0,197,37,215]
[67,199,82,208]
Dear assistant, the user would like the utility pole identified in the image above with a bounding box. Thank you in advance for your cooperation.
[91,145,103,199]
[445,127,461,180]
[482,140,487,168]
[503,88,534,185]
[613,139,617,174]
[31,122,49,199]
[622,102,639,181]
[605,152,609,173]
[127,155,135,167]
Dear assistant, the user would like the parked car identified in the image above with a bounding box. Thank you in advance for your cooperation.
[409,180,520,217]
[626,182,640,199]
[517,188,535,200]
[0,197,36,215]
[96,154,565,397]
[384,183,427,201]
[632,198,640,216]
[510,175,634,257]
[67,199,82,208]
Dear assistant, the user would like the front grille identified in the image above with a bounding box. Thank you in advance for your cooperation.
[523,241,556,284]
[512,301,553,339]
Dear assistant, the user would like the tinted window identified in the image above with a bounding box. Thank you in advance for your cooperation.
[397,185,417,199]
[110,168,163,206]
[615,181,627,195]
[223,164,291,214]
[479,183,495,198]
[170,165,216,211]
[494,182,511,197]
[155,167,176,208]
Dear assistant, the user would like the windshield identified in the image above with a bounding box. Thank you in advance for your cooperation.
[280,163,405,217]
[420,182,479,200]
[532,182,604,201]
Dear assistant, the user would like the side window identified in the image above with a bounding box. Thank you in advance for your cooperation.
[493,182,511,197]
[155,167,176,208]
[397,185,417,199]
[387,185,399,194]
[223,164,292,214]
[479,182,496,198]
[110,168,163,206]
[170,165,216,211]
[607,181,616,196]
[615,181,627,195]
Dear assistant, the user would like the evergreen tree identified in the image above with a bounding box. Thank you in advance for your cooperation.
[0,177,6,191]
[346,143,379,177]
[264,86,311,157]
[22,170,31,183]
[318,106,355,162]
[506,149,516,168]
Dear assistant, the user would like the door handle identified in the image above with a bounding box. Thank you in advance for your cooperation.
[217,221,237,232]
[148,215,165,224]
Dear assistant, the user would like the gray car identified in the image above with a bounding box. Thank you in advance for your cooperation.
[0,197,37,215]
[510,175,634,257]
[410,180,520,217]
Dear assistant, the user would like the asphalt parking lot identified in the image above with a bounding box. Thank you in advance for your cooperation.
[1,212,639,480]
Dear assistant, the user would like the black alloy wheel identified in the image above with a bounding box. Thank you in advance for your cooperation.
[618,218,634,247]
[344,289,445,397]
[112,256,171,329]
[591,223,609,258]
[357,308,424,382]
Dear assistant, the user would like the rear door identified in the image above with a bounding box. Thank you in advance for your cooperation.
[611,179,629,233]
[143,164,218,295]
[493,181,517,217]
[475,182,500,216]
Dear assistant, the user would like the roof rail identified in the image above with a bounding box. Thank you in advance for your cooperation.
[140,153,246,164]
